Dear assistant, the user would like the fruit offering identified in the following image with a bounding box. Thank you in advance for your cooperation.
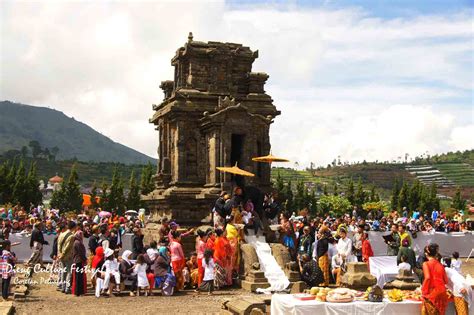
[387,289,404,302]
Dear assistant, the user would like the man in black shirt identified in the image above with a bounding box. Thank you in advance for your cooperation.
[26,222,49,268]
[131,227,144,259]
[299,254,324,287]
[88,225,100,256]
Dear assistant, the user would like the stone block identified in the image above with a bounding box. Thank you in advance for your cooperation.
[0,301,14,315]
[226,297,266,315]
[289,281,307,293]
[341,262,376,290]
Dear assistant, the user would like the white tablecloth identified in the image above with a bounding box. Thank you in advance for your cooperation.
[271,294,458,315]
[369,256,400,288]
[271,294,423,315]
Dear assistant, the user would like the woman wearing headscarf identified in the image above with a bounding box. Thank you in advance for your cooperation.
[154,247,175,295]
[119,250,137,296]
[72,230,87,296]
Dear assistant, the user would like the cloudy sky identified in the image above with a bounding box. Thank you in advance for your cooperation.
[1,0,473,167]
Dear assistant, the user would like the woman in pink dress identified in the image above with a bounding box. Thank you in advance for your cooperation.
[195,230,208,286]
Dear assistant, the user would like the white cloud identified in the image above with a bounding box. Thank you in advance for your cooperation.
[0,1,472,167]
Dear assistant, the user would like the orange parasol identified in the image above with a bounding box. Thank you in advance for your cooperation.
[252,153,289,163]
[82,194,100,207]
[216,162,255,177]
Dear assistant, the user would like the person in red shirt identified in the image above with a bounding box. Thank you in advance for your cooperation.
[422,244,448,315]
[361,232,374,270]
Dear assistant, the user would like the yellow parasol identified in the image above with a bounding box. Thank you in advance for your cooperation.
[216,162,255,177]
[252,153,289,163]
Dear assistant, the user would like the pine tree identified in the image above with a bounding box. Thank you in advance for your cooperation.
[391,179,400,210]
[108,167,125,214]
[451,187,466,210]
[284,180,294,211]
[354,179,365,209]
[346,178,355,206]
[126,170,141,210]
[323,184,328,196]
[99,181,109,210]
[294,180,305,210]
[140,162,155,195]
[90,181,99,210]
[0,162,8,204]
[308,187,317,215]
[26,162,42,206]
[50,184,66,209]
[408,181,421,212]
[369,185,377,202]
[13,159,28,208]
[333,182,338,196]
[429,182,440,211]
[398,181,409,211]
[64,164,83,213]
[276,171,285,195]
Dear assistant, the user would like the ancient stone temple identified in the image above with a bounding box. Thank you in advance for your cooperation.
[143,33,280,223]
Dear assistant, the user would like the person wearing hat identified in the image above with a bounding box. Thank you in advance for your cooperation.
[0,240,16,301]
[102,247,120,296]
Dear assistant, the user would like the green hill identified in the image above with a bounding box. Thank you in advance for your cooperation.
[0,156,154,187]
[0,101,155,165]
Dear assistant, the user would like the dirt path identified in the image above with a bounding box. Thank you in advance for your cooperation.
[13,260,474,314]
[13,266,252,315]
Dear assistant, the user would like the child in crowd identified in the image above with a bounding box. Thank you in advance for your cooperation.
[0,240,16,301]
[195,249,215,295]
[102,248,120,295]
[451,251,462,273]
[398,255,412,272]
[134,254,149,296]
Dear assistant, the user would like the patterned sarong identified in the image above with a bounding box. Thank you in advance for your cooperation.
[318,254,329,286]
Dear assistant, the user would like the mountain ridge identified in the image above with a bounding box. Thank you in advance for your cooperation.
[0,100,155,165]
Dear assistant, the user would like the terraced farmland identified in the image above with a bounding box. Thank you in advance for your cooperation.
[434,163,474,187]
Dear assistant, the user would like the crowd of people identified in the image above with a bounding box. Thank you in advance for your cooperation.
[0,187,472,315]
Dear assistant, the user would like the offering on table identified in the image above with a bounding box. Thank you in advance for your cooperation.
[293,293,316,301]
[403,288,422,301]
[387,289,404,302]
[367,285,384,302]
[326,288,355,303]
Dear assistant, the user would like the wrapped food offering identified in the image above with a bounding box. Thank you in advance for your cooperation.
[326,288,355,303]
[367,285,384,302]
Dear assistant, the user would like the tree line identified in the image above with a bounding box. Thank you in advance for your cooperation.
[0,159,42,208]
[272,172,470,218]
[274,174,382,217]
[51,162,155,214]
